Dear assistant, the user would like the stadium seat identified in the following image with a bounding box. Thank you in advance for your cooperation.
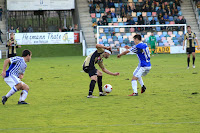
[130,28,135,32]
[118,22,124,26]
[102,36,106,39]
[123,17,127,22]
[178,11,182,16]
[126,33,131,36]
[107,18,112,23]
[119,38,123,43]
[103,39,108,43]
[91,13,95,18]
[169,16,173,21]
[113,18,117,23]
[133,0,138,2]
[142,12,147,17]
[99,28,104,33]
[156,22,160,25]
[118,35,123,40]
[114,23,118,26]
[121,43,126,47]
[104,43,110,47]
[118,18,123,22]
[165,21,170,24]
[173,31,178,35]
[148,17,153,21]
[120,28,125,32]
[137,12,142,16]
[114,3,119,8]
[152,12,156,17]
[170,21,175,24]
[100,8,105,13]
[177,6,181,11]
[159,43,164,46]
[96,13,101,18]
[163,32,167,36]
[132,12,136,17]
[147,12,151,17]
[154,17,158,21]
[105,8,110,12]
[133,17,138,22]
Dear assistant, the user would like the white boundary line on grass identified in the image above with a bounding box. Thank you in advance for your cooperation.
[0,121,200,131]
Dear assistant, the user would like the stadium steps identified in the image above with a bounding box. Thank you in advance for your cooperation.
[76,0,96,48]
[181,0,200,43]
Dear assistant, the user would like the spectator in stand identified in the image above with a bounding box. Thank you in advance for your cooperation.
[175,17,180,24]
[0,6,3,21]
[95,4,100,13]
[6,33,21,59]
[104,0,110,8]
[109,0,115,8]
[102,12,107,21]
[90,4,95,13]
[158,12,163,21]
[174,8,178,16]
[142,4,149,12]
[9,26,16,33]
[121,8,126,18]
[127,17,135,25]
[138,17,144,31]
[28,25,33,32]
[150,17,156,25]
[62,26,68,32]
[180,16,186,24]
[22,27,27,32]
[144,17,150,25]
[159,17,165,24]
[69,26,74,31]
[0,29,3,44]
[150,3,155,12]
[97,18,103,25]
[92,22,97,28]
[163,13,169,21]
[16,27,19,33]
[156,7,163,15]
[111,10,116,18]
[102,19,108,25]
[130,3,136,12]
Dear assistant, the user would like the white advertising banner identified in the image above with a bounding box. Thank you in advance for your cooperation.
[7,0,75,11]
[0,50,2,59]
[170,46,186,54]
[14,32,74,45]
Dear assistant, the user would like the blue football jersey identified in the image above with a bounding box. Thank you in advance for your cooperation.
[129,42,151,67]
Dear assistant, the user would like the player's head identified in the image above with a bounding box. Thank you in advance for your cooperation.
[103,50,111,59]
[151,32,154,36]
[187,26,191,32]
[22,49,32,62]
[133,34,142,45]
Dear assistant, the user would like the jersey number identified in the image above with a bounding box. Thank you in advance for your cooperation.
[143,47,150,62]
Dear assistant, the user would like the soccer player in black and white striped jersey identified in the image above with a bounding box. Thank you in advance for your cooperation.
[1,49,32,105]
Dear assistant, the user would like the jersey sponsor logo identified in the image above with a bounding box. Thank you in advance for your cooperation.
[149,46,170,53]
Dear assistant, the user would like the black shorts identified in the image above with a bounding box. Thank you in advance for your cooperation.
[83,66,97,77]
[186,47,195,54]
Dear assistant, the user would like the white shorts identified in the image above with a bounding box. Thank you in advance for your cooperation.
[4,75,24,88]
[133,66,151,78]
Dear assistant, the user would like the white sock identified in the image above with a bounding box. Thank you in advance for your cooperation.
[20,90,28,101]
[131,80,137,93]
[138,77,144,87]
[6,86,17,98]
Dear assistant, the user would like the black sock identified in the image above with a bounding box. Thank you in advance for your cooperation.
[97,76,103,92]
[187,57,190,67]
[193,57,195,65]
[89,80,96,95]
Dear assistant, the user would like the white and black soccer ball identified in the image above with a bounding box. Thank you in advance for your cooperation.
[103,84,112,93]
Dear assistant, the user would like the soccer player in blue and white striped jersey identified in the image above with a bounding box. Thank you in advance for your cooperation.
[117,34,151,96]
[1,49,32,105]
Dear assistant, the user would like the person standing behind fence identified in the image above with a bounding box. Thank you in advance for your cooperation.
[6,33,21,59]
[0,6,3,21]
[0,29,3,44]
[9,26,16,33]
[28,25,33,32]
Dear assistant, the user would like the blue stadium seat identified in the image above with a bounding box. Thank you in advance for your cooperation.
[103,39,108,43]
[121,43,126,47]
[163,32,167,36]
[107,36,112,39]
[159,43,164,46]
[96,13,101,18]
[169,16,173,21]
[119,38,123,43]
[114,3,119,8]
[165,21,170,24]
[154,17,158,21]
[163,40,168,43]
[100,33,105,38]
[137,12,142,16]
[126,33,131,36]
[133,17,138,22]
[104,28,109,33]
[155,7,159,11]
[133,0,138,2]
[178,11,182,16]
[118,23,124,26]
[156,27,161,31]
[118,36,123,40]
[176,34,180,38]
[148,17,153,21]
[99,41,103,44]
[156,22,160,25]
[173,31,178,35]
[104,43,110,47]
[177,6,181,11]
[147,12,151,17]
[115,28,119,32]
[113,18,117,23]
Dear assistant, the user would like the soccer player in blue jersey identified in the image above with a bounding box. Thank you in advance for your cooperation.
[117,34,151,96]
[1,49,32,105]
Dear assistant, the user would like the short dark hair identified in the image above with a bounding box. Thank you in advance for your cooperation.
[22,49,32,57]
[187,26,191,29]
[133,34,142,41]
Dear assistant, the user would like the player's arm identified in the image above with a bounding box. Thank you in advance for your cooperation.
[117,50,130,58]
[19,74,24,79]
[98,62,119,76]
[183,35,186,50]
[96,44,111,51]
[1,58,11,78]
[194,35,200,49]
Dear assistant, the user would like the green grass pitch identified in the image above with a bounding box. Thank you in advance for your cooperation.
[0,54,200,133]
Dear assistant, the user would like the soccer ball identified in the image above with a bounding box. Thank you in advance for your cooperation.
[103,84,112,93]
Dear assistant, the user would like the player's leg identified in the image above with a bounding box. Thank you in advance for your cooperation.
[2,76,23,105]
[151,46,155,56]
[192,51,195,68]
[140,67,151,93]
[87,69,98,98]
[18,83,29,104]
[97,70,106,96]
[187,53,190,69]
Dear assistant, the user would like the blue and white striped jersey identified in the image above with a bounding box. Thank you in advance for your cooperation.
[129,42,151,67]
[6,56,27,78]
